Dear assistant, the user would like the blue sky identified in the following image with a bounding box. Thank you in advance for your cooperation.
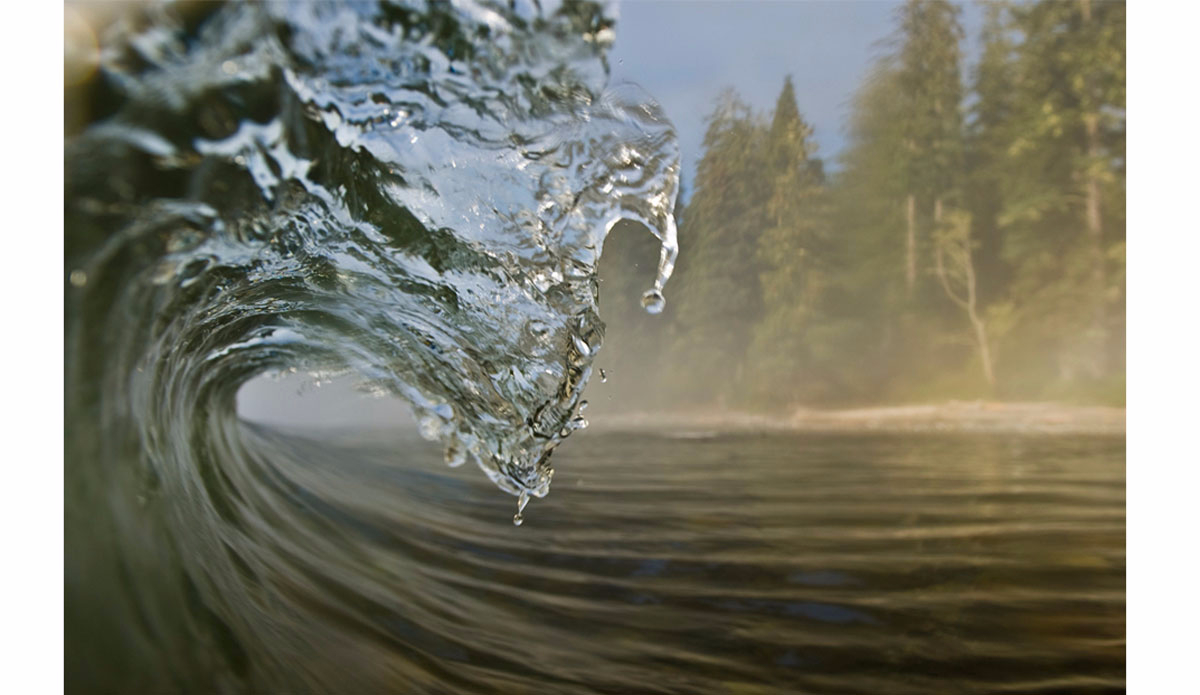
[607,0,985,186]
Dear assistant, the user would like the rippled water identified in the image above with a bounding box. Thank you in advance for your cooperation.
[75,426,1126,693]
[65,2,1123,693]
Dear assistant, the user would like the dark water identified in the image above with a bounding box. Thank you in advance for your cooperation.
[74,427,1122,694]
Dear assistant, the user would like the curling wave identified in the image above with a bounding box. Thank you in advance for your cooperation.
[66,1,676,690]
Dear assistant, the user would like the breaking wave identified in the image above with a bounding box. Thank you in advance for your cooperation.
[66,1,676,690]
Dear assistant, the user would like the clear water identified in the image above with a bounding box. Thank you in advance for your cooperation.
[64,2,1123,693]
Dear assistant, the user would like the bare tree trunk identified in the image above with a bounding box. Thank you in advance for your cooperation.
[1080,0,1107,379]
[974,315,996,388]
[934,207,996,390]
[905,193,916,297]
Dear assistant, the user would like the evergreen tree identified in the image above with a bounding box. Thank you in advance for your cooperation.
[894,0,966,298]
[966,0,1018,307]
[664,91,771,406]
[997,0,1125,390]
[745,77,833,404]
[827,62,913,399]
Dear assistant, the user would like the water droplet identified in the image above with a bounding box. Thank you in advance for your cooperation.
[641,288,665,314]
[571,334,592,358]
[418,416,442,441]
[578,400,589,412]
[513,491,529,526]
[599,368,607,383]
[69,269,88,287]
[444,443,467,467]
[221,60,238,75]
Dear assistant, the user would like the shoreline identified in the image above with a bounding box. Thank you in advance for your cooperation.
[590,401,1125,436]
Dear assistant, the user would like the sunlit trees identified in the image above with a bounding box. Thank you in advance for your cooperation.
[995,0,1126,389]
[933,209,996,388]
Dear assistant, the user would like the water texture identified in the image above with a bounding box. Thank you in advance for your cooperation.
[75,426,1128,693]
[64,2,1124,693]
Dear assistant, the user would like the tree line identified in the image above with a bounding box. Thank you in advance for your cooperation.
[596,0,1125,411]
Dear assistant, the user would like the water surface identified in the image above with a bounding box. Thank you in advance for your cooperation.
[104,427,1118,694]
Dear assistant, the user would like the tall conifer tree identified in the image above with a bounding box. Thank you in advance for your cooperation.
[665,91,770,405]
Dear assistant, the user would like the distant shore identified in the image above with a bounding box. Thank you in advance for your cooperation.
[592,401,1125,436]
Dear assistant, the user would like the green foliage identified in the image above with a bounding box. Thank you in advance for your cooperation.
[660,90,773,405]
[895,0,966,200]
[983,0,1126,386]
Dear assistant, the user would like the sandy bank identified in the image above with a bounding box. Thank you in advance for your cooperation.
[592,401,1125,436]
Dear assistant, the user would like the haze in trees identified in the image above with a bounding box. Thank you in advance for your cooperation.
[594,0,1125,412]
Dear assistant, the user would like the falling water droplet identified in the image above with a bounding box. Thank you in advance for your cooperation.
[641,287,665,314]
[569,334,593,365]
[513,491,530,526]
[599,368,607,383]
[444,443,467,468]
[418,416,442,441]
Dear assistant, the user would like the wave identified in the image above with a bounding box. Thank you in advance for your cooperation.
[66,0,677,506]
[66,0,676,690]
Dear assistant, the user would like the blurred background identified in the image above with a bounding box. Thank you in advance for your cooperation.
[591,0,1124,417]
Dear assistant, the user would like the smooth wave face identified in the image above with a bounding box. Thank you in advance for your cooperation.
[66,1,676,690]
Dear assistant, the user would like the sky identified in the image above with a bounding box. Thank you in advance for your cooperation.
[607,0,985,187]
